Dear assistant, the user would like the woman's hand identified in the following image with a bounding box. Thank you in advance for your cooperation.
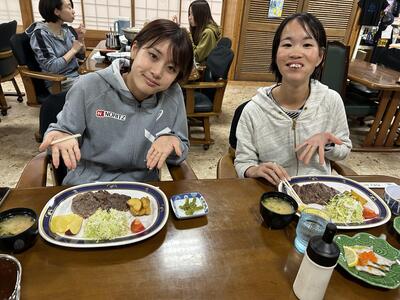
[295,132,342,165]
[146,136,182,170]
[39,131,81,170]
[171,15,179,25]
[245,162,290,186]
[76,24,86,43]
[389,43,400,49]
[72,40,84,54]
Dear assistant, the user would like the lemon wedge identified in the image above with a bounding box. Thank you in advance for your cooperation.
[343,246,358,267]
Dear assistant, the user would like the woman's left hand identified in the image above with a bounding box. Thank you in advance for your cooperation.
[76,24,86,42]
[295,132,342,165]
[146,136,182,170]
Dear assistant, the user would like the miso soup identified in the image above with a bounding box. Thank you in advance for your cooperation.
[0,215,35,236]
[262,197,294,215]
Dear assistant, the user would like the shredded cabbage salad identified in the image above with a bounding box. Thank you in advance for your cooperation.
[84,208,128,240]
[325,191,364,224]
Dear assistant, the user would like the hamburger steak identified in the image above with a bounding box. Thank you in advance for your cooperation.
[292,183,340,205]
[71,190,130,218]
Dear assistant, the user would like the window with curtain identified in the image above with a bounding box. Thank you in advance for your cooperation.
[0,0,22,24]
[29,0,223,30]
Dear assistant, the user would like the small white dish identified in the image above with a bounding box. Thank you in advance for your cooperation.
[94,55,105,63]
[170,192,208,219]
[106,51,131,62]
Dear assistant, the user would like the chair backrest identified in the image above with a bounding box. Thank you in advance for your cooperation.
[204,37,234,82]
[229,100,250,149]
[10,31,50,100]
[320,41,349,98]
[0,20,18,78]
[0,20,17,51]
[200,37,234,102]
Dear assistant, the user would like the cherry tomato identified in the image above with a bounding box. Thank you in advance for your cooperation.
[362,207,378,219]
[131,218,145,233]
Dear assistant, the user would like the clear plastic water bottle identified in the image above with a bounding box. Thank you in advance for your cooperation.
[293,223,340,300]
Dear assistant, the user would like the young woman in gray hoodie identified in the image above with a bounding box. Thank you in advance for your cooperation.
[235,13,352,185]
[39,19,193,185]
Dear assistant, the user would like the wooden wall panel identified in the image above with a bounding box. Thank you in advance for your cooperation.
[235,0,303,81]
[304,0,358,41]
[221,0,245,80]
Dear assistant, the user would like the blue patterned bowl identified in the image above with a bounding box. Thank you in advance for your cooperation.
[384,185,400,216]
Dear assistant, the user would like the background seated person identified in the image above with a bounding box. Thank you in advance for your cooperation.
[189,0,221,64]
[39,19,193,185]
[234,13,352,186]
[26,0,85,91]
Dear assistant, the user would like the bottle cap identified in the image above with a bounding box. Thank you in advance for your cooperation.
[306,223,340,267]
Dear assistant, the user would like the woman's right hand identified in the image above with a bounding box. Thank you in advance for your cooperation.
[171,15,179,25]
[72,40,83,53]
[244,162,290,185]
[39,131,81,170]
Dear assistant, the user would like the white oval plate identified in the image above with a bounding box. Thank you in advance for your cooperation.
[278,175,391,230]
[39,182,168,248]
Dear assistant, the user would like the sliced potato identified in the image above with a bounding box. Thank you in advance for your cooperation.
[50,214,83,234]
[50,215,70,233]
[68,214,83,234]
[127,197,151,216]
[351,190,368,206]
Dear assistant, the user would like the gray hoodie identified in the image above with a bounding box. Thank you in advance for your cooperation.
[47,59,189,185]
[235,80,352,178]
[26,21,82,79]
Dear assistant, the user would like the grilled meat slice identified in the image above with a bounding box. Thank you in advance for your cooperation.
[292,183,340,205]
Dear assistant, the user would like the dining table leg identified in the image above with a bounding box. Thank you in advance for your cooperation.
[384,91,400,146]
[363,90,391,147]
[375,91,400,146]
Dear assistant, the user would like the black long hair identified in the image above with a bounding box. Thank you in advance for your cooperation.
[270,12,327,83]
[189,0,217,45]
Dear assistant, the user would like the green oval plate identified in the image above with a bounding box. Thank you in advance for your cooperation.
[334,232,400,289]
[394,216,400,235]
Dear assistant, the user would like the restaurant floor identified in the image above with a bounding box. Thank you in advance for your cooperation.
[1,77,400,187]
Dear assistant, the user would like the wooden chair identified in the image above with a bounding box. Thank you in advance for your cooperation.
[16,152,198,188]
[217,101,358,179]
[181,37,234,150]
[0,20,25,116]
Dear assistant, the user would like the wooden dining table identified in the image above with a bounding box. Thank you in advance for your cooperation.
[347,59,400,151]
[1,176,399,299]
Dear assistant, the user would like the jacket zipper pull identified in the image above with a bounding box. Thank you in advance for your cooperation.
[292,119,296,130]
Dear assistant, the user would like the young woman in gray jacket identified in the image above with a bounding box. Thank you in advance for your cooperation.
[39,19,193,185]
[235,13,352,186]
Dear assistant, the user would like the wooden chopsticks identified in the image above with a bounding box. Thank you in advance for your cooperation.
[282,178,304,206]
[50,134,81,146]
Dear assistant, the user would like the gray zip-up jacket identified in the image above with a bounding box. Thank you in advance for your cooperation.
[235,80,352,178]
[47,59,189,185]
[26,21,82,78]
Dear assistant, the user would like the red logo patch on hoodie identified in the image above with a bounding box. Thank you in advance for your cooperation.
[96,109,126,121]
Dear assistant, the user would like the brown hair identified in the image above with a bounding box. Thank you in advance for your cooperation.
[132,19,194,83]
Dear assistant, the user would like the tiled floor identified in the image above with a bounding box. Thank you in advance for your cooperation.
[0,77,399,187]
